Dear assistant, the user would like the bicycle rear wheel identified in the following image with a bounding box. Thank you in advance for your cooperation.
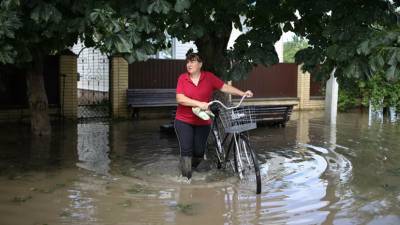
[234,134,262,194]
[210,122,225,169]
[209,118,236,172]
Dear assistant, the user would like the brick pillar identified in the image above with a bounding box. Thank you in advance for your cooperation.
[111,57,129,118]
[59,55,78,119]
[297,65,311,110]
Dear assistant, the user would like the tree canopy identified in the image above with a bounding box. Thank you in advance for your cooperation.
[159,0,400,83]
[0,0,187,65]
[163,0,295,80]
[291,0,399,81]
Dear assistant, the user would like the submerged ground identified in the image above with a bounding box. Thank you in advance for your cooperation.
[0,111,399,225]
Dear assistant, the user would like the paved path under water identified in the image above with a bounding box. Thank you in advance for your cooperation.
[0,111,399,225]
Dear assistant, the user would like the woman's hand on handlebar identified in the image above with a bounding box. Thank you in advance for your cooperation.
[244,90,253,98]
[198,102,209,110]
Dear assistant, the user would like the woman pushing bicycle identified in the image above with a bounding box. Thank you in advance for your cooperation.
[174,48,253,180]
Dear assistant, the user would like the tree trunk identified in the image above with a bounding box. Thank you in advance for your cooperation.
[196,28,232,104]
[195,28,232,80]
[26,56,51,136]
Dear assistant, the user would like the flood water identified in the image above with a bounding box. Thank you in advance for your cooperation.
[0,111,399,225]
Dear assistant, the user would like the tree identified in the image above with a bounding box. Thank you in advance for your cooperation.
[163,0,398,82]
[285,0,399,109]
[164,0,297,81]
[0,0,173,135]
[290,0,399,81]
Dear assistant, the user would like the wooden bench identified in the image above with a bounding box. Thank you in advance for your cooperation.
[127,89,294,129]
[127,88,177,119]
[251,105,294,127]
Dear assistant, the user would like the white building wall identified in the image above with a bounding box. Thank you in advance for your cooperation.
[172,39,198,59]
[274,40,284,63]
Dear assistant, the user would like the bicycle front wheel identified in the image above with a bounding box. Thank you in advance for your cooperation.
[234,134,262,194]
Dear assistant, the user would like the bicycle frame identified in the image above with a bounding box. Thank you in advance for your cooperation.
[211,111,249,172]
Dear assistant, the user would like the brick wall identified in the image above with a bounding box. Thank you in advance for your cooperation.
[297,66,325,110]
[59,55,78,119]
[111,57,129,118]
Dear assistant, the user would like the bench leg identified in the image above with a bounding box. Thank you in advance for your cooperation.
[133,108,140,120]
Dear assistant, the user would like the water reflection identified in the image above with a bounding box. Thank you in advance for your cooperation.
[0,112,400,225]
[76,122,110,175]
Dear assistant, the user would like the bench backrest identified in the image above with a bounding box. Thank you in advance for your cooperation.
[127,88,177,107]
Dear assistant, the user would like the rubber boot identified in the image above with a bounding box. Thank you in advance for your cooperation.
[180,156,192,179]
[192,157,202,169]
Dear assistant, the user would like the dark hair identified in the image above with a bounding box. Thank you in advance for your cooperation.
[185,48,203,63]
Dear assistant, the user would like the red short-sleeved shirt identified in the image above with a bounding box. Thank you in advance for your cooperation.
[175,71,224,125]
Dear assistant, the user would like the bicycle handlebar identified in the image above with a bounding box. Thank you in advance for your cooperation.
[208,95,247,110]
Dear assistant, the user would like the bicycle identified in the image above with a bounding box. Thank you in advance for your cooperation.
[208,96,262,194]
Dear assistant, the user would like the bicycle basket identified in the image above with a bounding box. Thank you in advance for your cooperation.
[218,105,257,133]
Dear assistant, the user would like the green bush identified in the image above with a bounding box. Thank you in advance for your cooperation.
[338,89,358,112]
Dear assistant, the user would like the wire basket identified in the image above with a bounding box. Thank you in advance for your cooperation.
[218,105,257,133]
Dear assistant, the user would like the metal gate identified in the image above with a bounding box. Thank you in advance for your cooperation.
[74,44,110,119]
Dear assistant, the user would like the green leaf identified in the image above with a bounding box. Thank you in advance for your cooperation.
[358,81,366,88]
[114,35,132,53]
[130,32,141,44]
[104,38,113,51]
[377,54,385,67]
[386,65,397,81]
[30,6,41,23]
[344,63,355,78]
[111,20,121,33]
[388,50,398,66]
[124,53,136,64]
[174,0,191,13]
[89,10,100,22]
[137,16,153,33]
[135,49,148,61]
[369,56,377,72]
[1,0,20,8]
[148,0,171,14]
[0,45,16,64]
[30,3,62,23]
[326,45,338,59]
[396,49,400,62]
[357,40,369,55]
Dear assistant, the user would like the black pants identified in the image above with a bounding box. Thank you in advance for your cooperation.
[174,120,211,157]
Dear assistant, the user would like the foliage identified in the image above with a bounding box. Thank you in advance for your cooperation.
[284,0,400,112]
[359,71,400,110]
[338,89,358,112]
[336,76,361,111]
[357,27,400,81]
[0,0,181,66]
[163,0,295,80]
[162,0,399,83]
[337,70,400,111]
[283,35,308,63]
[290,0,398,82]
